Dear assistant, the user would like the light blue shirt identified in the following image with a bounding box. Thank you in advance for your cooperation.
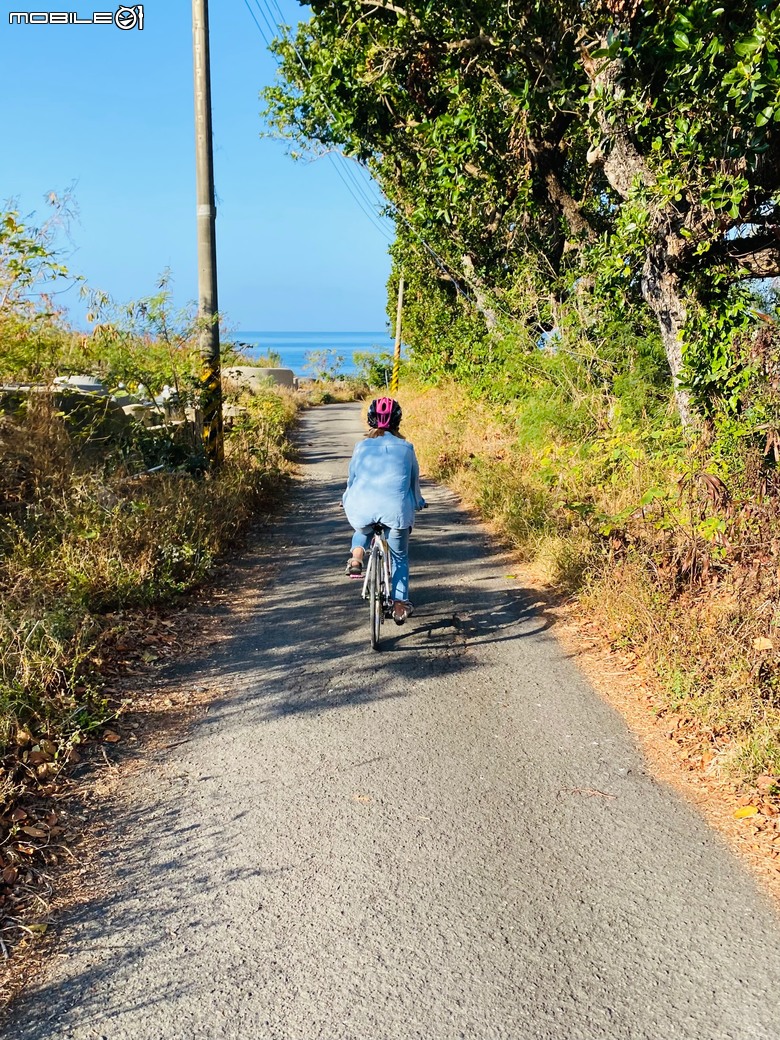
[342,433,426,530]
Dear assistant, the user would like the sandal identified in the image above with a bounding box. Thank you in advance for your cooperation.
[392,601,414,625]
[345,558,363,579]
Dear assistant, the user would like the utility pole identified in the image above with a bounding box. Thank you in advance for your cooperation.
[390,274,404,395]
[192,0,223,466]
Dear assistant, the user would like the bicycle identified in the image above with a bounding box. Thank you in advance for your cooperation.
[361,523,393,650]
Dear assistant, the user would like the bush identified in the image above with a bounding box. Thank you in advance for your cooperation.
[353,349,396,388]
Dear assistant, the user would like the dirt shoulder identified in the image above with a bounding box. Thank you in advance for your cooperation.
[0,522,282,1013]
[531,580,780,907]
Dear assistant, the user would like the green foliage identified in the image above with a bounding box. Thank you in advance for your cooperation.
[304,347,344,380]
[262,0,780,432]
[678,285,757,417]
[353,349,395,389]
[82,272,203,399]
[0,209,204,410]
[0,203,80,381]
[0,206,71,303]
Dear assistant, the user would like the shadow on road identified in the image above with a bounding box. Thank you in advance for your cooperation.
[5,797,271,1037]
[161,474,556,730]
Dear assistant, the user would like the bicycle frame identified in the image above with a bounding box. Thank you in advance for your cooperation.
[361,526,393,649]
[361,529,392,605]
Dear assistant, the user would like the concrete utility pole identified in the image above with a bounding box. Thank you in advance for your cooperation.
[192,0,223,466]
[390,274,404,395]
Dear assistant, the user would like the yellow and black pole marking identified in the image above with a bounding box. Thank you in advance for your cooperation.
[200,359,224,466]
[390,274,404,395]
[390,355,400,395]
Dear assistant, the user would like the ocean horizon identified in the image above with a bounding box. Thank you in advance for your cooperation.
[228,330,397,377]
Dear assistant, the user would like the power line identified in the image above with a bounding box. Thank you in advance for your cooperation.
[253,1,473,296]
[241,0,272,48]
[254,0,391,239]
[337,153,386,212]
[249,0,278,46]
[239,0,517,321]
[333,156,394,232]
[266,0,289,29]
[252,0,393,237]
[242,0,393,240]
[326,155,394,241]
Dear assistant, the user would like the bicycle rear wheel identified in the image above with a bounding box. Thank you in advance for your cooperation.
[368,548,382,650]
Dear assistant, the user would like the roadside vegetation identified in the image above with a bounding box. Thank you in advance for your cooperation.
[265,1,780,806]
[0,204,300,957]
[398,367,780,787]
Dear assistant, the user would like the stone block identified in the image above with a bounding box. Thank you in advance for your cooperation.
[223,366,297,390]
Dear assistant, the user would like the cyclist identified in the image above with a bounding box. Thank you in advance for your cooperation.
[341,397,426,625]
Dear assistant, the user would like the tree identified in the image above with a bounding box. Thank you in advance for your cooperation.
[263,1,780,427]
[0,200,77,379]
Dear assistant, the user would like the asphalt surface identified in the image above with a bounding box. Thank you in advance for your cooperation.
[7,402,780,1040]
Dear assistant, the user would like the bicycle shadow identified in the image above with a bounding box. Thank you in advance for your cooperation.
[156,465,558,728]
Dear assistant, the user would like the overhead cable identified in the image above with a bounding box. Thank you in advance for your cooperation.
[242,0,273,48]
[244,0,393,241]
[240,0,512,314]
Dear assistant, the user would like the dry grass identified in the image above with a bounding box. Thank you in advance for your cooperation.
[0,382,299,956]
[399,379,780,790]
[0,386,297,742]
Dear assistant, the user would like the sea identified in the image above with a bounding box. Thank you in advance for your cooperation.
[227,331,397,377]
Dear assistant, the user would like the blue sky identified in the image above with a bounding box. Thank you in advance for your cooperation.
[0,1,394,332]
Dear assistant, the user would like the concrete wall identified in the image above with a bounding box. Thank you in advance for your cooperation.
[223,366,297,391]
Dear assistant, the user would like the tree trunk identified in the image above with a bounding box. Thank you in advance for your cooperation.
[585,52,696,429]
[641,247,695,431]
[461,254,498,330]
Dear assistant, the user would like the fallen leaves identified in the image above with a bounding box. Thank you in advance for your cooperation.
[19,827,47,840]
[756,774,779,796]
[735,805,759,820]
[96,612,185,677]
[0,802,74,969]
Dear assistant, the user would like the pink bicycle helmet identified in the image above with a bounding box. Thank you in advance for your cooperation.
[367,396,402,430]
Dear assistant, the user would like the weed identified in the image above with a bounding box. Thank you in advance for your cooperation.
[0,372,297,768]
[400,377,780,785]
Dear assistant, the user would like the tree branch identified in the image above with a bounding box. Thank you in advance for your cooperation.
[528,140,597,242]
[582,50,656,199]
[444,34,499,53]
[715,232,780,279]
[355,0,420,26]
[461,254,499,329]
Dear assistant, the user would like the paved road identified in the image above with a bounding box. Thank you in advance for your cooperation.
[7,403,780,1040]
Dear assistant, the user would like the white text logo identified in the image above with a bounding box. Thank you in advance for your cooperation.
[9,6,144,30]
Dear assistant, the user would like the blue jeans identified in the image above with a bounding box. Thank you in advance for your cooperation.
[351,525,411,602]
